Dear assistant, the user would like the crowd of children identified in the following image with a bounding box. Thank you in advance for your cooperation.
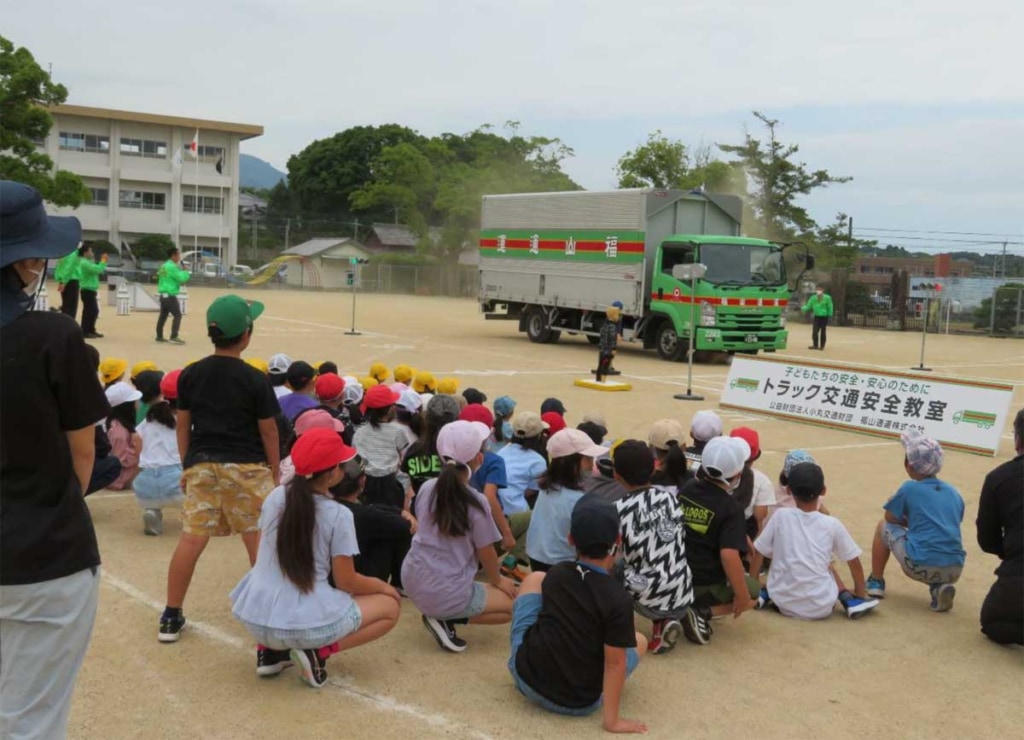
[83,293,1021,732]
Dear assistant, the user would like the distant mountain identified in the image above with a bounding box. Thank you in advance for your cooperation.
[239,154,286,190]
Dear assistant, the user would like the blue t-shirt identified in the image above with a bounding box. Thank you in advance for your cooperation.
[496,444,546,514]
[470,451,507,493]
[884,478,965,567]
[279,393,317,422]
[526,486,586,566]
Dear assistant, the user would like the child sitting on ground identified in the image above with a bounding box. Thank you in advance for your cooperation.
[460,404,517,563]
[866,429,965,612]
[685,410,723,467]
[401,420,518,652]
[133,370,184,535]
[647,419,692,491]
[496,412,551,581]
[509,496,647,733]
[770,450,831,517]
[104,381,142,490]
[613,440,695,654]
[230,428,401,688]
[353,384,412,510]
[754,461,879,619]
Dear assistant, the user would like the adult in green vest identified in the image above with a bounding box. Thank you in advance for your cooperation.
[156,247,190,344]
[801,285,834,351]
[54,248,81,319]
[77,245,107,339]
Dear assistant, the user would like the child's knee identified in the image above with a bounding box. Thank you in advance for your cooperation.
[519,571,546,595]
[634,632,648,657]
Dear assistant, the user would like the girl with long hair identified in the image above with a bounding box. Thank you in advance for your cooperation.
[401,394,461,512]
[648,419,693,492]
[104,381,142,490]
[401,421,518,652]
[231,428,401,688]
[132,370,184,535]
[495,412,550,579]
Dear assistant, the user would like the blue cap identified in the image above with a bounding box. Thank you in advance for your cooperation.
[611,300,624,309]
[494,395,516,417]
[0,181,82,267]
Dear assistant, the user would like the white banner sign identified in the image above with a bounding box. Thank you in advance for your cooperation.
[721,356,1014,456]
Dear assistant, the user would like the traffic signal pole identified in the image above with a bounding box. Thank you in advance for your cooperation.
[345,257,369,336]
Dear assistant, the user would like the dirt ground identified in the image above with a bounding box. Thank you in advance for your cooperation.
[69,285,1023,739]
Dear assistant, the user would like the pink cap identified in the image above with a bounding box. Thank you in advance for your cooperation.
[547,428,607,460]
[294,409,345,437]
[436,420,491,465]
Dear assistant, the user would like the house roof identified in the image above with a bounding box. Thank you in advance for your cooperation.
[283,238,363,258]
[369,223,442,248]
[50,104,264,140]
[238,192,267,210]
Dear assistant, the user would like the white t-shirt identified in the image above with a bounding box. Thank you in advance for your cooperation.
[230,486,359,630]
[137,420,180,468]
[754,507,861,620]
[273,386,292,400]
[745,469,775,520]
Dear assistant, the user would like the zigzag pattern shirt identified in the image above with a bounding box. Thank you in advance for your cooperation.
[615,485,694,614]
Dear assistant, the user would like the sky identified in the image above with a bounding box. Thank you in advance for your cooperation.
[6,0,1022,254]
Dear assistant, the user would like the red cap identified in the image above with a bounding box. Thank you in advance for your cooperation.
[459,403,495,428]
[291,427,357,477]
[315,372,345,402]
[160,369,182,401]
[730,426,761,461]
[361,384,401,414]
[541,411,567,435]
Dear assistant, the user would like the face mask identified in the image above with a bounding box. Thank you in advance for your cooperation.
[24,262,46,297]
[725,474,742,492]
[816,290,824,297]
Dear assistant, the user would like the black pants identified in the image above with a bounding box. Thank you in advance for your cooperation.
[980,575,1024,645]
[60,280,80,319]
[596,351,614,380]
[362,474,405,510]
[156,295,182,339]
[358,533,412,588]
[529,558,552,573]
[86,455,122,495]
[812,316,829,349]
[80,289,99,334]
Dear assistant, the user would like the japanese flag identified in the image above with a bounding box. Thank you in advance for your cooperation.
[187,130,199,158]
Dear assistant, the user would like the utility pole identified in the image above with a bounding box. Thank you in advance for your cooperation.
[284,218,290,251]
[1001,241,1008,278]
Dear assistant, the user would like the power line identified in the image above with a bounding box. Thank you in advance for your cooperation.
[856,226,1023,238]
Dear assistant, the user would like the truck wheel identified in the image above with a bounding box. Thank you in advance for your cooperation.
[545,330,561,344]
[525,308,553,343]
[656,323,685,362]
[587,335,600,345]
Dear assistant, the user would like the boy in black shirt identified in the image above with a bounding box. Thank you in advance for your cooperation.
[678,436,760,643]
[160,295,280,644]
[594,304,620,383]
[510,497,647,733]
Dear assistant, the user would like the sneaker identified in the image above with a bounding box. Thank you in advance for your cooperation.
[500,562,530,584]
[808,345,818,350]
[840,594,879,619]
[256,647,293,677]
[158,612,186,643]
[866,575,886,598]
[155,337,168,343]
[682,607,714,645]
[929,583,956,612]
[421,615,467,653]
[142,509,163,536]
[648,619,683,655]
[290,648,327,688]
[169,337,185,345]
[756,588,773,610]
[84,332,104,339]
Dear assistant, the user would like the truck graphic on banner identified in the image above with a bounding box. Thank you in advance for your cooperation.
[952,410,997,429]
[729,378,760,393]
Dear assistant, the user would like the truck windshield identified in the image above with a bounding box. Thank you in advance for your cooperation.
[698,243,786,286]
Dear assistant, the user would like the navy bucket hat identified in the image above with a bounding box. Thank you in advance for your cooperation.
[0,181,82,268]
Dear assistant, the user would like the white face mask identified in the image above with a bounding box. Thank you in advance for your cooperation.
[816,290,824,297]
[23,264,46,297]
[725,474,742,492]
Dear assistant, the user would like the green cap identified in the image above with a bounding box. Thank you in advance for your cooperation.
[206,295,265,339]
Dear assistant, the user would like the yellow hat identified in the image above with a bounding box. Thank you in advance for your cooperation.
[437,377,459,395]
[246,357,270,374]
[130,360,159,379]
[360,376,379,389]
[99,358,128,385]
[369,362,389,383]
[412,370,436,394]
[393,364,415,385]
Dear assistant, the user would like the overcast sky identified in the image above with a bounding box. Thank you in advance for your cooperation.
[7,0,1022,253]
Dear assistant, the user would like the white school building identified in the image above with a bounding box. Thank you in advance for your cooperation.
[40,104,263,267]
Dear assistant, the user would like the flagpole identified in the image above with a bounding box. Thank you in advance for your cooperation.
[218,148,224,264]
[193,129,199,253]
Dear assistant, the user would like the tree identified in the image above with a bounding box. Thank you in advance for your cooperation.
[615,131,742,192]
[131,233,176,261]
[813,213,876,270]
[718,112,851,240]
[974,283,1024,334]
[0,36,89,206]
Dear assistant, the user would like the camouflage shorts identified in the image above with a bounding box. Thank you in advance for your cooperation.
[181,463,274,536]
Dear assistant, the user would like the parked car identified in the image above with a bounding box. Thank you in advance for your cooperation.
[229,264,254,277]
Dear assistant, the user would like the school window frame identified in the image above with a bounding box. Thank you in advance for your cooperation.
[119,189,166,210]
[120,138,168,158]
[88,188,109,206]
[182,194,224,215]
[59,132,109,153]
[196,144,224,164]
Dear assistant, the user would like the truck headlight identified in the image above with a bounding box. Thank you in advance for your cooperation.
[700,301,716,327]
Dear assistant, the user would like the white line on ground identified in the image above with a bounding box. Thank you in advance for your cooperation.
[760,441,896,455]
[88,492,136,500]
[261,316,399,339]
[101,572,494,740]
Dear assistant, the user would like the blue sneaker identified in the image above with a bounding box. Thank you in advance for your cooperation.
[866,576,886,598]
[840,594,879,619]
[929,583,956,612]
[756,588,773,610]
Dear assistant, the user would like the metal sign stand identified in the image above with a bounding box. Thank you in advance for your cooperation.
[911,282,941,372]
[345,258,364,336]
[674,263,707,402]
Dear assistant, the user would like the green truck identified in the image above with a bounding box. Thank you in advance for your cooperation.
[478,189,813,360]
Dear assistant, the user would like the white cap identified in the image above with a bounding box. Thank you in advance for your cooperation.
[700,437,748,481]
[105,381,142,407]
[396,388,423,413]
[342,383,363,406]
[437,420,491,465]
[690,410,723,442]
[268,353,292,375]
[547,428,608,459]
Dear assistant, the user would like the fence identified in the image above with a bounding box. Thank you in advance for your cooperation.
[357,264,477,298]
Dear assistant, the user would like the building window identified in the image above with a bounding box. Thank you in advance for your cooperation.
[183,194,223,214]
[119,190,166,210]
[196,145,224,163]
[120,138,168,158]
[59,132,109,153]
[88,188,109,206]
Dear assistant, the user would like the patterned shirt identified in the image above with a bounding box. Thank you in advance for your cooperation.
[598,320,618,354]
[615,485,694,615]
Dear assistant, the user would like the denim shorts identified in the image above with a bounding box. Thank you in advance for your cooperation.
[439,582,488,621]
[133,465,184,509]
[240,600,362,651]
[883,524,963,585]
[507,593,638,716]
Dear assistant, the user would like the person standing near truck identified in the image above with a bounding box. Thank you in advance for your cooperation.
[156,247,190,345]
[801,286,834,351]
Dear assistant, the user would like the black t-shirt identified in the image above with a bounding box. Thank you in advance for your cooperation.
[977,455,1023,578]
[515,561,637,709]
[401,440,441,494]
[1,312,109,585]
[177,355,280,468]
[678,478,748,586]
[338,499,412,577]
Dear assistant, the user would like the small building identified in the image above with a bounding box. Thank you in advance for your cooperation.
[282,238,370,289]
[363,223,441,255]
[853,254,972,290]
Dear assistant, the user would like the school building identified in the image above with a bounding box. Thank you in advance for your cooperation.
[38,104,263,267]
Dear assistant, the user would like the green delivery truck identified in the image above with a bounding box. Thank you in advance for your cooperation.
[478,188,814,361]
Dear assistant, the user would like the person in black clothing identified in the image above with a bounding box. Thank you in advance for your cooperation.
[332,455,416,588]
[976,408,1024,645]
[594,305,620,383]
[82,344,123,493]
[0,180,110,739]
[509,496,647,732]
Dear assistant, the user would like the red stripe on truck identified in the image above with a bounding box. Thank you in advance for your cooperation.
[651,293,789,307]
[479,238,644,253]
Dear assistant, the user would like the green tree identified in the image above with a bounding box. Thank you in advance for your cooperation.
[615,131,742,192]
[718,112,851,240]
[0,36,89,206]
[131,233,176,261]
[974,283,1024,334]
[813,213,876,270]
